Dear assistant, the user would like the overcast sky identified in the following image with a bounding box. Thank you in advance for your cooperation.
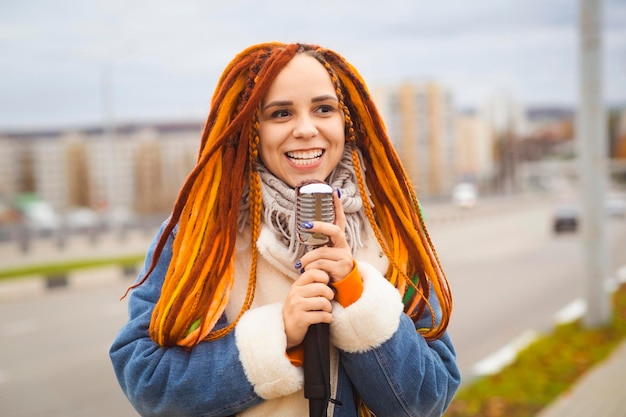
[1,0,625,131]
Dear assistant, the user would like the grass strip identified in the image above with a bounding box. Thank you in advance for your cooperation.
[445,283,626,417]
[0,254,145,281]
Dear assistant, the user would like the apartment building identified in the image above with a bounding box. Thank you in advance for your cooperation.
[0,122,201,216]
[455,113,496,186]
[373,81,457,198]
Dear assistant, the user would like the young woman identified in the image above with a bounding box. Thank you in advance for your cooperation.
[110,42,460,417]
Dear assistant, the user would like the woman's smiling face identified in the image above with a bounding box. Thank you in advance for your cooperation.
[258,54,346,188]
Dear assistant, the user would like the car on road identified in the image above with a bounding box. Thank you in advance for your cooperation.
[552,193,626,234]
[452,182,478,209]
[553,203,579,233]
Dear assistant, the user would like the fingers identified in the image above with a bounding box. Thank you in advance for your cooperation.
[283,270,335,348]
[296,188,349,278]
[299,247,353,282]
[303,221,344,247]
[295,266,330,285]
[293,269,335,299]
[298,193,353,280]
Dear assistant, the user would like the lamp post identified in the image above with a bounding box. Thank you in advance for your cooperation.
[578,0,610,327]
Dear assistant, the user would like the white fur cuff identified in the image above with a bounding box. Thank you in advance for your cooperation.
[330,262,404,353]
[235,302,304,399]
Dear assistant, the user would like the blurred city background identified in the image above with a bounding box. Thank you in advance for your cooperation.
[1,1,625,416]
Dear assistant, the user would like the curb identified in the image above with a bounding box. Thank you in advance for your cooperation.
[469,264,626,380]
[0,263,140,302]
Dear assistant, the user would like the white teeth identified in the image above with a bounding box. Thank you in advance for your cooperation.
[286,150,323,165]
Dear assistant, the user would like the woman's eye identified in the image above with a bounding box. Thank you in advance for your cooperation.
[316,105,335,114]
[271,109,290,118]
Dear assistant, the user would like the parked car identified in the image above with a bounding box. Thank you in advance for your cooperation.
[64,207,101,232]
[605,195,626,217]
[103,205,136,229]
[24,200,62,235]
[451,182,478,209]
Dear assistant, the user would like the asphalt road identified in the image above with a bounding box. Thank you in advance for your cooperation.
[429,197,626,381]
[0,277,139,416]
[1,194,625,416]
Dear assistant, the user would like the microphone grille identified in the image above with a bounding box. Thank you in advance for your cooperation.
[296,181,335,246]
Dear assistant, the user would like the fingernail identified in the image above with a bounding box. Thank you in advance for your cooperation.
[336,188,342,198]
[301,222,313,229]
[294,261,302,269]
[300,267,305,274]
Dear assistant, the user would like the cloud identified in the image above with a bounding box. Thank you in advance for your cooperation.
[0,0,624,129]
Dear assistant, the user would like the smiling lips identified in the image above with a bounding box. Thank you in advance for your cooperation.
[286,149,324,166]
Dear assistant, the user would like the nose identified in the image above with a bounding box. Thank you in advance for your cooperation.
[293,115,318,138]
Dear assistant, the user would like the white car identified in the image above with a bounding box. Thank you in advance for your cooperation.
[452,183,478,209]
[64,207,101,231]
[605,194,626,217]
[24,201,62,235]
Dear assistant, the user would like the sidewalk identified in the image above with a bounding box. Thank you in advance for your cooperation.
[536,339,626,417]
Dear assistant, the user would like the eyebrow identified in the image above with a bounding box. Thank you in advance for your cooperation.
[262,95,338,111]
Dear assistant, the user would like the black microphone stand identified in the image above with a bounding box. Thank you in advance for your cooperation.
[303,321,330,417]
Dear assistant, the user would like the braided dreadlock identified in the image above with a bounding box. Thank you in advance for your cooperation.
[127,42,452,350]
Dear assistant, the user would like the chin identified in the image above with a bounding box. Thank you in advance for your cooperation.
[291,175,328,188]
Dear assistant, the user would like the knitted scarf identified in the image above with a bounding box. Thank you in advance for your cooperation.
[238,144,367,263]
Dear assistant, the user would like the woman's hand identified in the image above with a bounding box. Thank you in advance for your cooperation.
[283,268,335,349]
[283,192,355,348]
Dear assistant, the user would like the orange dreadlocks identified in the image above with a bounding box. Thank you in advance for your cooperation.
[128,42,452,349]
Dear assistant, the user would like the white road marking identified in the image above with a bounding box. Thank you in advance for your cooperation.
[471,264,626,379]
[472,330,539,376]
[554,298,586,324]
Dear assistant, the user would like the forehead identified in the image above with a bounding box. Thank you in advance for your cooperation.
[264,54,336,100]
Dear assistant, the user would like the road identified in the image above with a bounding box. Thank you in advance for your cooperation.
[427,195,626,381]
[0,194,625,416]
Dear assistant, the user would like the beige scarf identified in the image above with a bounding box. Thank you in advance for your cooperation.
[239,145,367,262]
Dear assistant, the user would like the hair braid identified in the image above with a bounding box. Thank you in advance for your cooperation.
[315,46,451,339]
[313,51,357,143]
[201,113,263,341]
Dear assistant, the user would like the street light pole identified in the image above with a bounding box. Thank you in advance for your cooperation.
[578,0,610,327]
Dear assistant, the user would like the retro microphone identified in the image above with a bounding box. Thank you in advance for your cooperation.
[295,180,335,417]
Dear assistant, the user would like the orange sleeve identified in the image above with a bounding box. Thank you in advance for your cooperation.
[332,262,363,307]
[286,344,304,367]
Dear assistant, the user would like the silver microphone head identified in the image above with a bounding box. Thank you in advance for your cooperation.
[296,180,335,247]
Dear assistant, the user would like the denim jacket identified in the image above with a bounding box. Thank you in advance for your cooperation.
[110,221,460,417]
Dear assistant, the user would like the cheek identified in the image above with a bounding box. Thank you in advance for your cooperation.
[257,131,281,169]
[333,118,347,142]
[257,143,273,169]
[332,127,346,147]
[257,126,271,157]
